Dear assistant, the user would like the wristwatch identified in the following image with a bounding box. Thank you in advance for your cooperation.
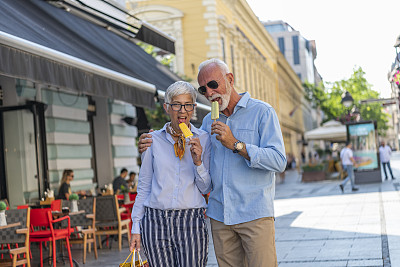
[233,140,245,153]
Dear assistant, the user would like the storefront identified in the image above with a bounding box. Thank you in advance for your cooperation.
[0,0,210,207]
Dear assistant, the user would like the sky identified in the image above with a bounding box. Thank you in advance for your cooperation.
[246,0,399,98]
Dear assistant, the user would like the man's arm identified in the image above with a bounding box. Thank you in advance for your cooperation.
[211,121,250,160]
[211,107,286,172]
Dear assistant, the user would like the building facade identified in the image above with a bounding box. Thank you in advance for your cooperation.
[127,0,305,163]
[387,40,400,149]
[264,20,323,162]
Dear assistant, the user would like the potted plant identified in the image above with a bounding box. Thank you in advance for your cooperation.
[69,193,79,213]
[120,185,130,204]
[0,200,7,226]
[301,163,326,182]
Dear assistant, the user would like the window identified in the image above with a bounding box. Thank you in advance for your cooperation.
[292,36,300,65]
[297,73,302,80]
[278,37,285,55]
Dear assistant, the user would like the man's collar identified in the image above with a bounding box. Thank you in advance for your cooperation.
[236,92,250,108]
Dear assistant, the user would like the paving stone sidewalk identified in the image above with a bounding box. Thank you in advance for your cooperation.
[31,154,400,267]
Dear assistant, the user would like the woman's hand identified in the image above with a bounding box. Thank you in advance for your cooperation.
[189,137,202,166]
[130,234,141,252]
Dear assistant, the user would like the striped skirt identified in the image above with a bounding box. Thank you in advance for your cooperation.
[140,207,209,267]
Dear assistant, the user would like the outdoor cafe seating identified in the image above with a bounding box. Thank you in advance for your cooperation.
[62,198,98,264]
[29,208,73,267]
[95,195,131,251]
[0,208,31,267]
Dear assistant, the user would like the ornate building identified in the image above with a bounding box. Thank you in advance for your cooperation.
[127,0,305,163]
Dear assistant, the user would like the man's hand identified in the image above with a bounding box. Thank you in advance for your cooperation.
[211,121,237,150]
[189,137,202,166]
[138,130,154,153]
[130,234,141,252]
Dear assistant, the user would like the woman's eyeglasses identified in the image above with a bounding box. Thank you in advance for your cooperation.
[198,76,224,95]
[167,103,196,112]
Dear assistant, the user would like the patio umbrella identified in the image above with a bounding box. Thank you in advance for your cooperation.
[304,120,346,142]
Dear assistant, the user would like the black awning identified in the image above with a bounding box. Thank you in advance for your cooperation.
[0,0,182,109]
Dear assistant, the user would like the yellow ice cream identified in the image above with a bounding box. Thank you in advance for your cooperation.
[179,123,193,139]
[211,101,219,121]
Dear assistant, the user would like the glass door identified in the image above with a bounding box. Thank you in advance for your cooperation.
[0,102,48,205]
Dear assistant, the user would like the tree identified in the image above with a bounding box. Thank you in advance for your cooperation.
[144,102,169,130]
[304,67,389,136]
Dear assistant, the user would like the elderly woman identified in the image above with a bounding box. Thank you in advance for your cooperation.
[130,81,212,267]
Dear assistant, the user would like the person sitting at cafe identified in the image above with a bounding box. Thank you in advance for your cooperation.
[57,169,74,200]
[57,169,87,200]
[127,171,138,192]
[112,168,128,194]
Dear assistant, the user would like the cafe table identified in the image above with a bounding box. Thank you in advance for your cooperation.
[0,222,21,230]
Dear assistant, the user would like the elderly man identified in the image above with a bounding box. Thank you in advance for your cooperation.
[139,58,286,266]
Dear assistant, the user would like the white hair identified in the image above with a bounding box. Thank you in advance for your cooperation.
[198,58,230,74]
[164,81,197,105]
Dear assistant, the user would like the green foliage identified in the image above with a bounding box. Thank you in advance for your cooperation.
[303,67,389,135]
[302,164,325,172]
[120,185,129,194]
[145,102,170,130]
[0,201,6,211]
[69,193,79,201]
[136,42,175,69]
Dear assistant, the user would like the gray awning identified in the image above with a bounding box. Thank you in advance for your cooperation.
[0,0,184,109]
[0,31,156,108]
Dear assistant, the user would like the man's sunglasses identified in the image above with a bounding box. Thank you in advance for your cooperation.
[198,76,224,95]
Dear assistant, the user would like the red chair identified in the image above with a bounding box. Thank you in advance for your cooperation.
[129,192,137,202]
[17,204,30,209]
[51,199,62,212]
[30,208,73,267]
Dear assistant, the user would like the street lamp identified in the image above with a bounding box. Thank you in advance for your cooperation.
[394,34,400,62]
[341,91,354,108]
[341,91,361,122]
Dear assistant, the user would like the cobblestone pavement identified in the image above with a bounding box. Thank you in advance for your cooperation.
[31,154,400,267]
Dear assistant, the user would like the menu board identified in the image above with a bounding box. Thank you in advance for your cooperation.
[348,122,378,171]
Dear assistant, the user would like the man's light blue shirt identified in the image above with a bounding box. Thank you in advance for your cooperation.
[131,123,212,234]
[201,92,286,225]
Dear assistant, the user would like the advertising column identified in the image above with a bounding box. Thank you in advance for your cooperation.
[347,121,381,184]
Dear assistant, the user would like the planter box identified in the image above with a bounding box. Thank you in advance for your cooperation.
[302,171,326,182]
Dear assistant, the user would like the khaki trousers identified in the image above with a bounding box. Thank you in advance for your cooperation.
[210,217,277,267]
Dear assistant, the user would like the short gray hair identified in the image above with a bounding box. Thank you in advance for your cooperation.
[198,58,230,74]
[164,81,197,104]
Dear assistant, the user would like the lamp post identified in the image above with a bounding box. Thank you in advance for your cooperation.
[341,91,354,108]
[394,34,400,63]
[341,91,361,122]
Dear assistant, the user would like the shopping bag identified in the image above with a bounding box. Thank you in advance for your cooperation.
[119,250,148,267]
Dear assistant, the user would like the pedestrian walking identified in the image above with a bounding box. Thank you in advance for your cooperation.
[339,142,359,192]
[379,141,395,180]
[130,81,211,267]
[138,58,287,267]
